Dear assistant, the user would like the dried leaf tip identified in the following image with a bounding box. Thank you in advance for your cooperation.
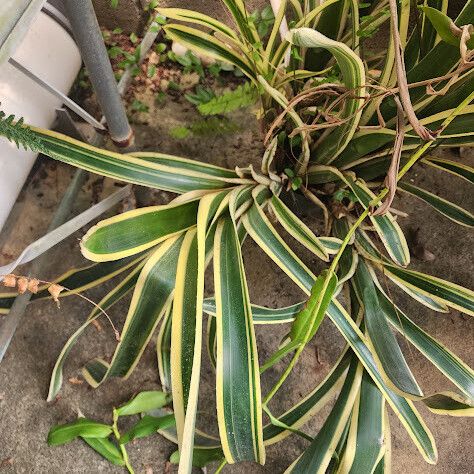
[17,277,29,295]
[2,274,17,288]
[48,284,65,307]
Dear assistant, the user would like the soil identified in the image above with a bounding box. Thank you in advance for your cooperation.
[0,4,473,473]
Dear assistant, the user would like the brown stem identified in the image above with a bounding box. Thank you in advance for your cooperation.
[388,0,436,141]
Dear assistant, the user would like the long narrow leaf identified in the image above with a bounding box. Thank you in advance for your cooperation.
[398,181,474,227]
[353,260,423,399]
[285,359,363,474]
[270,194,329,261]
[214,216,265,464]
[382,264,474,316]
[81,199,199,261]
[82,236,184,386]
[337,370,386,473]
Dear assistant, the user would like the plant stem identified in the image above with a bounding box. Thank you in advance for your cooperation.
[112,409,135,474]
[264,89,474,404]
[215,459,227,473]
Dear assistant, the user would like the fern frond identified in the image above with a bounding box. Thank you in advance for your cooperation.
[197,82,259,115]
[0,111,47,153]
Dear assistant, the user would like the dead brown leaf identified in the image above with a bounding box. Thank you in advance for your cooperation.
[68,377,84,385]
[2,274,16,288]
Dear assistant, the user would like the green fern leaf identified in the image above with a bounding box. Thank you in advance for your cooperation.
[0,111,47,154]
[197,82,259,116]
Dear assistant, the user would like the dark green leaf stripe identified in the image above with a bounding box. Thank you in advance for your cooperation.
[47,262,144,401]
[375,286,474,399]
[383,264,474,316]
[29,127,242,193]
[286,359,363,474]
[398,181,474,227]
[130,152,239,179]
[81,199,199,261]
[170,230,200,451]
[339,370,385,474]
[82,236,184,386]
[348,179,410,266]
[214,217,265,464]
[422,157,474,184]
[270,195,329,261]
[203,298,304,324]
[327,300,437,464]
[353,261,423,398]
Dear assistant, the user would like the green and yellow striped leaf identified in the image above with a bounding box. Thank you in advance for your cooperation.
[382,264,474,316]
[203,298,304,325]
[422,392,474,417]
[170,230,200,463]
[374,284,474,399]
[269,195,329,261]
[353,260,423,399]
[337,370,386,474]
[398,181,474,227]
[241,201,315,293]
[157,8,238,40]
[82,236,184,386]
[163,24,256,79]
[285,359,363,474]
[286,27,366,164]
[422,157,474,184]
[24,126,247,193]
[327,300,438,464]
[175,190,228,474]
[333,219,359,285]
[81,199,199,262]
[348,178,410,267]
[214,216,265,465]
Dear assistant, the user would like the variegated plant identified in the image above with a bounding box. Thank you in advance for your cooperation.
[1,1,474,473]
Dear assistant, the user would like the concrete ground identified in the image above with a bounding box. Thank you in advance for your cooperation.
[0,1,473,472]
